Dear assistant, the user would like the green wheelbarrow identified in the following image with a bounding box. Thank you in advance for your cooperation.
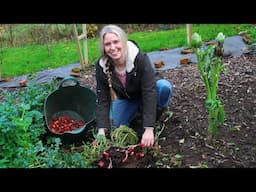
[44,76,96,142]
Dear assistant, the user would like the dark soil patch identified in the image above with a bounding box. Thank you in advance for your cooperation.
[154,52,256,168]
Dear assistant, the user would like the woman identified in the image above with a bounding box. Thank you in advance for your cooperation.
[95,24,172,147]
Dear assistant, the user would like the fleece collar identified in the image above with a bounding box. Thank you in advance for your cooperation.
[99,41,139,74]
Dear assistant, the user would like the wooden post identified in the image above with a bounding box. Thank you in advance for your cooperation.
[186,24,193,46]
[73,24,89,70]
[82,24,88,67]
[0,26,3,80]
[73,24,85,70]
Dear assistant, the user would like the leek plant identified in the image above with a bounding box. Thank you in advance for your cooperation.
[191,32,226,140]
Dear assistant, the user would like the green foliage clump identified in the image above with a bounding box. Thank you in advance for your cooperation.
[110,125,139,147]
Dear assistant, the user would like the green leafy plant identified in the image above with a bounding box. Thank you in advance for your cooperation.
[0,86,49,167]
[191,32,226,140]
[110,125,139,147]
[81,139,110,166]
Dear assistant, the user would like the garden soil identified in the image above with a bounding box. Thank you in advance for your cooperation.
[76,47,256,168]
[1,45,255,168]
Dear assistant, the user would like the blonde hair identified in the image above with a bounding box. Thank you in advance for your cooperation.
[98,25,128,101]
[99,24,128,57]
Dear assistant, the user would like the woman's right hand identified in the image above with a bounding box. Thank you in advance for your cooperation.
[141,127,154,147]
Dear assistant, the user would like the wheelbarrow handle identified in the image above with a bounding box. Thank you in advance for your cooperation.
[57,76,80,89]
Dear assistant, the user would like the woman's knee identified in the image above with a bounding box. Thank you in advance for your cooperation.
[156,79,173,108]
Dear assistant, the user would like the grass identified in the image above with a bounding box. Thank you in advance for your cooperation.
[1,24,256,78]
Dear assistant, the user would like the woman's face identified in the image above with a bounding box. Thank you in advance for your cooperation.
[103,32,125,61]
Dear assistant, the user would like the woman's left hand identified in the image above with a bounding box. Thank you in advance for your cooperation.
[141,127,154,147]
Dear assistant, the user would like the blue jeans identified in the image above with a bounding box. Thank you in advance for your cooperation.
[111,79,172,128]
